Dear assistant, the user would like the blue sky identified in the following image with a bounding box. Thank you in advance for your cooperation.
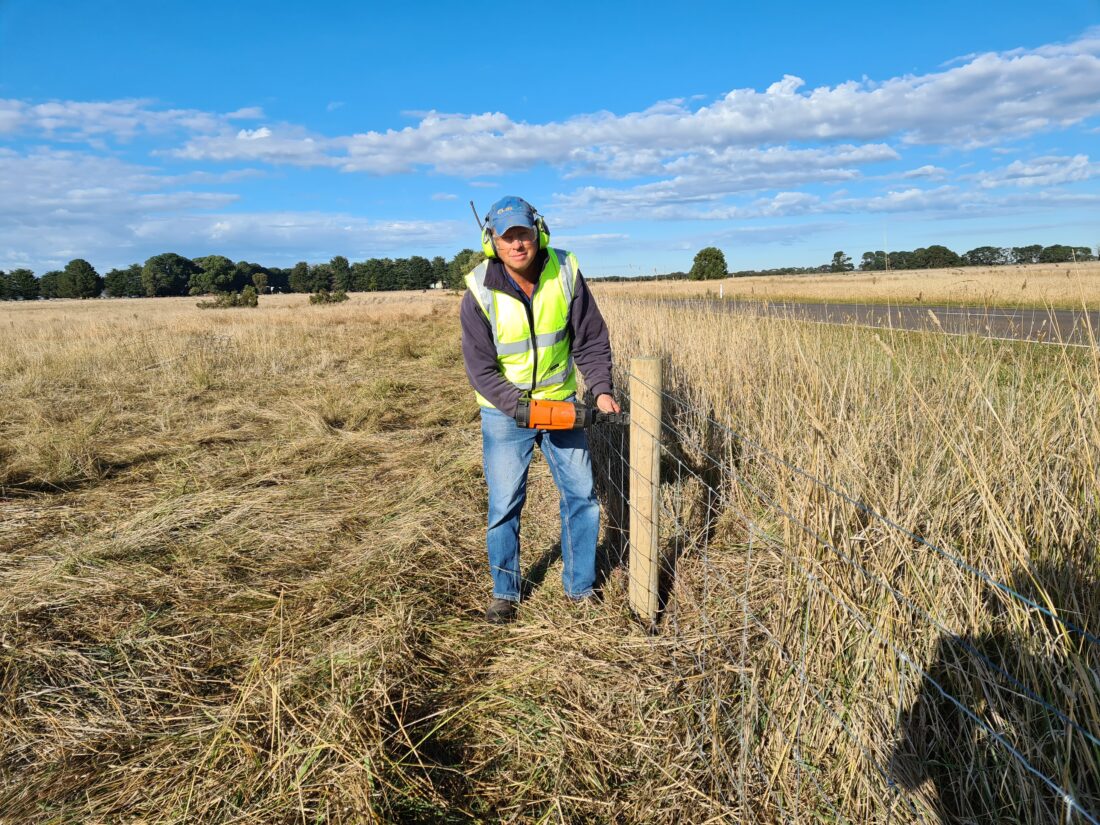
[2,0,1099,276]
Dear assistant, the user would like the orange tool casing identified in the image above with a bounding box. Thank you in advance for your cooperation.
[517,399,582,430]
[513,399,626,430]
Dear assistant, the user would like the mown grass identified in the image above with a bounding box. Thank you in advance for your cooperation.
[1,293,749,823]
[2,290,1097,823]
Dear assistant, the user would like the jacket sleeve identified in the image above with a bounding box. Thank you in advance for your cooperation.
[569,271,615,399]
[460,290,522,416]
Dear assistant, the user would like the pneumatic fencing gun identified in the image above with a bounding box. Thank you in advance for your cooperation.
[513,398,629,430]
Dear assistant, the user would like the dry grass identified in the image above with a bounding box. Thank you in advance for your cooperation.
[2,289,1097,823]
[593,260,1100,309]
[0,291,749,823]
[593,296,1100,822]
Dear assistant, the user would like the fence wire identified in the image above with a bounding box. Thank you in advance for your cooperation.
[587,365,1100,825]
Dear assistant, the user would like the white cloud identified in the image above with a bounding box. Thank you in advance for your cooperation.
[431,192,458,200]
[171,125,339,166]
[902,164,948,179]
[0,144,467,272]
[548,145,893,222]
[127,211,461,259]
[974,154,1100,188]
[554,144,897,220]
[553,232,631,247]
[0,98,262,141]
[0,147,236,215]
[550,176,1100,227]
[0,147,240,269]
[716,222,847,246]
[159,31,1100,177]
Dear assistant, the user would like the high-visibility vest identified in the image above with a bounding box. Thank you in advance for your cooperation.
[465,247,579,409]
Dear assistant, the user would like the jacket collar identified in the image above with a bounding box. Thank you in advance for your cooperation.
[484,249,549,294]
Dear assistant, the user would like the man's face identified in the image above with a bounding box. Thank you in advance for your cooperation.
[493,226,538,274]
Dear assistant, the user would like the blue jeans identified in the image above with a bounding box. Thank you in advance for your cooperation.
[480,405,600,602]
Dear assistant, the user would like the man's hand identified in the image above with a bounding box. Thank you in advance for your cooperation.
[595,393,621,414]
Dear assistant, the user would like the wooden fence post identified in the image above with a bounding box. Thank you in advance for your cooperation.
[629,356,661,625]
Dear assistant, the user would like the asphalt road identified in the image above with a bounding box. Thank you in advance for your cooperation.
[677,300,1100,347]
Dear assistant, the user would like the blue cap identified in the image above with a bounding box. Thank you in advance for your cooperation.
[486,196,537,235]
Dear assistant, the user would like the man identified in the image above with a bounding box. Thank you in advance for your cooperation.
[461,196,621,624]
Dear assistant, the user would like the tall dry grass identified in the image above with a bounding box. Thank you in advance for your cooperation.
[592,296,1100,822]
[594,260,1100,309]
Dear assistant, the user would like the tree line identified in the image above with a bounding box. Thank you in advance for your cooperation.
[659,242,1097,283]
[5,242,1096,300]
[0,249,486,301]
[842,243,1095,272]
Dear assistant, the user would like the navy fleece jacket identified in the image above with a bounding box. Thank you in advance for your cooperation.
[460,250,615,417]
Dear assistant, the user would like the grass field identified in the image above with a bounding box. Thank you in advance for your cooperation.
[593,259,1100,309]
[1,290,1097,822]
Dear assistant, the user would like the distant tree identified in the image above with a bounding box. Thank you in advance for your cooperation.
[288,261,311,293]
[266,267,290,292]
[859,251,886,271]
[39,270,62,299]
[8,269,39,300]
[0,270,9,300]
[143,253,198,297]
[1038,245,1075,264]
[406,255,434,290]
[920,245,962,268]
[251,270,268,293]
[350,261,371,291]
[233,261,266,292]
[389,258,412,290]
[309,263,334,292]
[190,255,236,295]
[907,248,929,269]
[374,258,398,291]
[447,249,484,289]
[889,250,913,270]
[430,255,448,287]
[830,251,854,273]
[103,264,145,297]
[1072,246,1094,262]
[962,246,1008,267]
[690,247,728,280]
[59,258,101,298]
[1011,245,1042,265]
[330,256,352,291]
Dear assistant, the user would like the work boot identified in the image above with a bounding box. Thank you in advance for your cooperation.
[485,598,517,625]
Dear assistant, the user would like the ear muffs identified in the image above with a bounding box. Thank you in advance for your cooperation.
[480,206,551,259]
[534,214,550,250]
[481,224,498,259]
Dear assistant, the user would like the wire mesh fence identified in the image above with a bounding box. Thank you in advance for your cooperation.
[588,356,1100,824]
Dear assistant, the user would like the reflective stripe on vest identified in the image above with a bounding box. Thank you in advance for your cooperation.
[465,248,579,408]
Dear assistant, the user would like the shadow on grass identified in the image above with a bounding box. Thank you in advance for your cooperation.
[520,542,561,600]
[0,452,169,498]
[890,560,1100,823]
